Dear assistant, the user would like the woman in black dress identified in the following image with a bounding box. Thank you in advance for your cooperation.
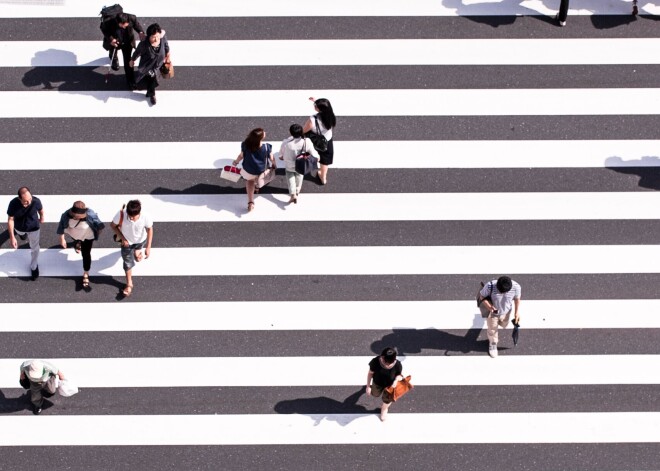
[303,97,336,185]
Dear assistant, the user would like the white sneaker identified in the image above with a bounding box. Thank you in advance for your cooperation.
[489,343,498,358]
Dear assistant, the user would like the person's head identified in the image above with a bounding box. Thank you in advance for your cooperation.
[116,13,129,28]
[126,199,142,221]
[244,128,265,152]
[27,360,44,382]
[17,186,32,207]
[146,23,162,44]
[496,276,513,293]
[314,98,336,130]
[68,201,87,220]
[381,347,397,364]
[289,124,303,139]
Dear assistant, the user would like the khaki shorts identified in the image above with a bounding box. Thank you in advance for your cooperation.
[370,383,394,404]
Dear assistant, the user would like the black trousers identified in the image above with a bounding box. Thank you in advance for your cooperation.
[73,239,94,272]
[558,0,569,22]
[109,44,136,85]
[139,74,159,97]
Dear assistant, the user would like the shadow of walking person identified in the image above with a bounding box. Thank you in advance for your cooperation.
[371,324,488,357]
[0,388,31,414]
[274,388,379,426]
[605,156,660,190]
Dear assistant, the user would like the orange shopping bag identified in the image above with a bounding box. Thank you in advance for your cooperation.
[386,375,413,402]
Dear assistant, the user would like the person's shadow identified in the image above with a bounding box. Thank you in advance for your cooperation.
[605,156,660,190]
[274,388,379,426]
[370,314,500,356]
[441,0,555,27]
[0,388,31,414]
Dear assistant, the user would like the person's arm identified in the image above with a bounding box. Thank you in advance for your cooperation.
[129,42,142,67]
[144,226,153,258]
[302,118,313,134]
[59,234,67,249]
[232,152,244,166]
[132,16,146,40]
[365,370,374,395]
[7,216,17,249]
[477,283,496,313]
[38,208,44,225]
[110,213,129,247]
[269,151,276,169]
[513,297,521,324]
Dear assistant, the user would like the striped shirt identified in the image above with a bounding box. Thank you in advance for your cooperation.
[479,280,521,316]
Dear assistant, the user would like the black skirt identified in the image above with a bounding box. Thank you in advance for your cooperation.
[318,138,334,165]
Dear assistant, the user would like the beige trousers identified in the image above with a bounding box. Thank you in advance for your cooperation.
[480,304,512,345]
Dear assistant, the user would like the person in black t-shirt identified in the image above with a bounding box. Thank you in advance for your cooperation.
[366,347,403,422]
[7,187,44,280]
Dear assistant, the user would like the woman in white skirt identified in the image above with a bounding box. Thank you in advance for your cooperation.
[233,128,275,212]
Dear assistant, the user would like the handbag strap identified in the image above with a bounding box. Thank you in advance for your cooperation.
[314,115,322,135]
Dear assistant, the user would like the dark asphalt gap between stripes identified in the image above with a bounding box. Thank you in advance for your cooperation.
[1,385,658,415]
[6,64,660,92]
[0,329,658,357]
[3,116,660,142]
[0,274,659,303]
[0,443,658,471]
[9,220,660,249]
[1,167,656,194]
[1,15,658,41]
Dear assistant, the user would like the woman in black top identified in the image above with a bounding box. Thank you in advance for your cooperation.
[130,23,170,105]
[303,97,336,185]
[366,347,403,421]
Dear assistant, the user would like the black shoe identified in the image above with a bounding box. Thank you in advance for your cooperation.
[150,95,157,105]
[31,266,39,281]
[128,81,137,90]
[33,405,42,415]
[111,57,120,71]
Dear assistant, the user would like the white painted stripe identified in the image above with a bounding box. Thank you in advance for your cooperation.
[0,413,658,446]
[6,38,660,67]
[3,193,659,223]
[1,140,658,170]
[4,89,660,118]
[0,0,639,18]
[1,245,660,277]
[1,300,659,332]
[1,356,659,388]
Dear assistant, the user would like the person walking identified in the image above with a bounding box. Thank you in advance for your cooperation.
[303,97,336,185]
[7,186,44,280]
[477,275,522,358]
[19,359,65,415]
[110,199,154,297]
[129,23,171,105]
[57,201,105,290]
[366,347,403,422]
[279,124,319,204]
[232,128,276,212]
[101,10,145,88]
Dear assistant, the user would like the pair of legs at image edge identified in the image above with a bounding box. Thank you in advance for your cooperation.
[120,241,145,296]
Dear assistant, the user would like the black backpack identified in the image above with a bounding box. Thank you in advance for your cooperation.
[99,4,123,33]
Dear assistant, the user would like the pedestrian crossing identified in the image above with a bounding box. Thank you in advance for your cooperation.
[0,1,659,470]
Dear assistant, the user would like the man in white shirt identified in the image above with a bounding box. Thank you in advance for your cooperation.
[477,276,521,358]
[110,199,154,297]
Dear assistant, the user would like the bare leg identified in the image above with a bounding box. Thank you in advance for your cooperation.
[380,402,391,421]
[246,179,256,210]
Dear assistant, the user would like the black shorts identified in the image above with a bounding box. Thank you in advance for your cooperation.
[318,138,334,166]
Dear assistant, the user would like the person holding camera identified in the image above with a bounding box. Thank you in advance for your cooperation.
[477,276,522,358]
[101,11,145,88]
[130,23,170,105]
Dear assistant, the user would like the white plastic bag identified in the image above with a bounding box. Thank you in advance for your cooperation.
[57,379,79,397]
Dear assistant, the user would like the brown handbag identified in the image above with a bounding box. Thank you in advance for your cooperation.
[160,62,174,79]
[386,375,414,402]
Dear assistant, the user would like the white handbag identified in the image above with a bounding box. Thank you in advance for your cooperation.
[57,379,79,397]
[221,165,242,183]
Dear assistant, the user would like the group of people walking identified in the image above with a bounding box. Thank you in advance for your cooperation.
[6,188,153,297]
[101,7,171,105]
[233,97,337,210]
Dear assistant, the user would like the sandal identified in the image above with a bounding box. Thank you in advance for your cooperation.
[247,201,255,212]
[122,284,133,297]
[74,241,82,254]
[82,274,90,289]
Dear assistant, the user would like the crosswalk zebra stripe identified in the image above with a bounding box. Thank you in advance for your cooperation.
[5,38,660,67]
[4,88,660,118]
[2,140,659,170]
[0,0,634,19]
[2,355,659,388]
[2,299,658,332]
[3,193,658,222]
[1,412,659,446]
[2,245,660,277]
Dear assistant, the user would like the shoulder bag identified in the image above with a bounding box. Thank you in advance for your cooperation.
[304,116,328,153]
[294,139,319,176]
[385,375,414,402]
[256,144,276,189]
[112,204,125,244]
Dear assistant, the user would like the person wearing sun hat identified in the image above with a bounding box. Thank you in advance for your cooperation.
[19,359,65,415]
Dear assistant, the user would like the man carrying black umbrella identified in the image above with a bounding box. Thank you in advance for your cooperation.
[477,276,521,358]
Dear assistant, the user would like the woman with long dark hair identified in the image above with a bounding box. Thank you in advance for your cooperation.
[233,128,275,212]
[303,97,336,185]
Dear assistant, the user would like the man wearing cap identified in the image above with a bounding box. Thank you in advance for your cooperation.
[477,276,521,358]
[7,186,44,280]
[19,359,65,415]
